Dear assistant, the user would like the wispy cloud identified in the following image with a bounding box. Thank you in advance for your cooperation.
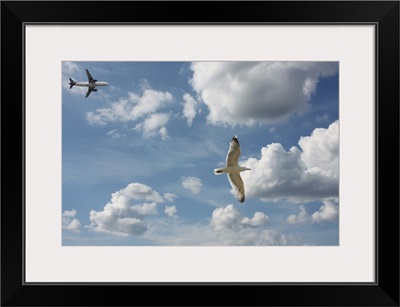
[62,61,86,95]
[182,93,199,126]
[63,61,81,75]
[163,193,177,202]
[86,89,173,126]
[106,129,125,139]
[146,204,284,246]
[62,209,82,233]
[181,176,203,194]
[133,112,171,140]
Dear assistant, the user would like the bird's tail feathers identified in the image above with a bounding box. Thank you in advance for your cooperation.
[214,168,223,175]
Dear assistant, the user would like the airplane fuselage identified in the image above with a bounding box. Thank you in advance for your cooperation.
[74,81,109,88]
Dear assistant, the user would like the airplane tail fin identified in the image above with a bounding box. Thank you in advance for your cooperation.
[69,78,76,89]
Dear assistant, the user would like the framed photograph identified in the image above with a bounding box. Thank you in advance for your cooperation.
[2,1,399,306]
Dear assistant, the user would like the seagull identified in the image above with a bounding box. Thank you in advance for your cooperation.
[214,135,251,203]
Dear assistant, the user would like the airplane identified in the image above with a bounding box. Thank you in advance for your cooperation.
[69,69,109,98]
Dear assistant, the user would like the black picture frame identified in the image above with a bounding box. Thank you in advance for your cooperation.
[1,1,399,306]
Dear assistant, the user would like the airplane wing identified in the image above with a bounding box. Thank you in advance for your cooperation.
[85,87,94,98]
[85,69,95,83]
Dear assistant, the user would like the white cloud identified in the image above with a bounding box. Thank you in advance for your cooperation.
[211,204,242,230]
[315,114,330,124]
[302,77,318,96]
[62,62,87,95]
[241,212,270,227]
[164,205,177,217]
[133,113,171,139]
[145,204,284,246]
[241,120,339,202]
[106,129,125,139]
[62,209,77,218]
[181,176,203,194]
[113,183,164,203]
[211,205,269,230]
[131,202,158,216]
[189,61,338,126]
[204,228,286,246]
[148,222,286,246]
[311,200,339,223]
[287,205,311,224]
[62,209,81,233]
[182,93,198,126]
[63,219,82,233]
[86,89,173,126]
[63,61,80,75]
[163,193,177,202]
[87,183,166,236]
[158,127,168,140]
[287,200,339,224]
[299,122,339,175]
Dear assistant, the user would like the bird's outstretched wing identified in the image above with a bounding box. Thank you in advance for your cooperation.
[85,69,95,83]
[226,135,241,166]
[228,173,245,203]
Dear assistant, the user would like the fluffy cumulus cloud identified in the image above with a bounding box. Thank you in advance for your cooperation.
[287,200,339,224]
[211,205,269,230]
[181,176,203,194]
[87,183,168,237]
[133,112,171,140]
[86,89,173,126]
[164,205,177,217]
[241,212,271,227]
[62,209,81,233]
[311,200,339,223]
[287,205,311,224]
[63,209,78,217]
[299,123,339,175]
[241,120,339,202]
[182,93,199,126]
[189,61,338,126]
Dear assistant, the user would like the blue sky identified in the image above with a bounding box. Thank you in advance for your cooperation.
[62,61,339,246]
